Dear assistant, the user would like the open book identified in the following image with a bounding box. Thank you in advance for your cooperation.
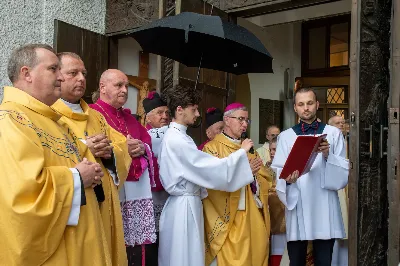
[279,134,327,179]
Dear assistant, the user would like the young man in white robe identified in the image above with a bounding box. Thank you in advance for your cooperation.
[271,88,349,266]
[157,85,255,266]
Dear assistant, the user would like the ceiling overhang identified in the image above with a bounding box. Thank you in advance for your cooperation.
[224,0,341,18]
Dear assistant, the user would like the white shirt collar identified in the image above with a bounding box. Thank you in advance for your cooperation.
[61,99,83,114]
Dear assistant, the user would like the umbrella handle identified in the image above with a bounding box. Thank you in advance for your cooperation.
[195,52,203,90]
[194,4,213,90]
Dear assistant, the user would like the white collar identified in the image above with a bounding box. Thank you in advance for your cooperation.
[61,98,83,114]
[222,132,241,144]
[170,122,187,133]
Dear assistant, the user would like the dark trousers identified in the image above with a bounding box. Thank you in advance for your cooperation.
[287,239,335,266]
[126,233,159,266]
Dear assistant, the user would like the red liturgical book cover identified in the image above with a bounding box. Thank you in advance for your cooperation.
[279,134,327,179]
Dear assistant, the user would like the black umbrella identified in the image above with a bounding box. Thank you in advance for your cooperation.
[129,12,273,76]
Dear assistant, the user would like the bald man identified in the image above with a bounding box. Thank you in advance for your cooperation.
[90,69,158,266]
[328,116,345,133]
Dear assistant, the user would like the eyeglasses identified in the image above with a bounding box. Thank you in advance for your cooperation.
[228,116,251,124]
[268,134,278,138]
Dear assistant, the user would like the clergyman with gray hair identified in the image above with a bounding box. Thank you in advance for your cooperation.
[0,44,110,265]
[257,125,281,166]
[142,90,170,259]
[202,102,272,266]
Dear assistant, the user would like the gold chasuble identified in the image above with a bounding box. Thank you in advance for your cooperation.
[0,87,111,265]
[202,134,272,266]
[53,99,132,266]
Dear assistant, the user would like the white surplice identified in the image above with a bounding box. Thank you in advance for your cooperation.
[271,125,349,241]
[148,125,170,231]
[158,122,254,266]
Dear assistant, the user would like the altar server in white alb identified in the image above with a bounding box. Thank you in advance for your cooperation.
[157,84,255,266]
[271,87,349,266]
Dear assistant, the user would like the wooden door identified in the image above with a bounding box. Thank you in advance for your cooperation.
[54,20,109,104]
[173,0,236,145]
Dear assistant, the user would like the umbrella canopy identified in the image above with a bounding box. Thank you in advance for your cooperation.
[129,12,273,75]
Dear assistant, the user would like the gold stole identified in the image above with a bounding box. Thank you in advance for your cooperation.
[53,99,131,266]
[202,134,272,266]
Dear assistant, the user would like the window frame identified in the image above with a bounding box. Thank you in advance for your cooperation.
[301,14,351,76]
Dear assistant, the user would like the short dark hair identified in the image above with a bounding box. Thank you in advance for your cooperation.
[162,84,202,118]
[294,87,318,103]
[8,44,55,83]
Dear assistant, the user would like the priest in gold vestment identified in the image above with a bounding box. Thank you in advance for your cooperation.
[203,103,272,266]
[52,52,132,265]
[0,44,111,265]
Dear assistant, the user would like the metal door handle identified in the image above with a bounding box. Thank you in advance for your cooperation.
[364,125,373,158]
[380,125,388,158]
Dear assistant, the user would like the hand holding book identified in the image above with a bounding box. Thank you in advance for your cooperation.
[279,134,328,179]
[318,138,330,159]
[284,170,299,183]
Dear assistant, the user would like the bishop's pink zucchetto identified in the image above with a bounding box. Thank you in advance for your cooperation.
[147,91,157,100]
[224,102,245,113]
[207,107,217,113]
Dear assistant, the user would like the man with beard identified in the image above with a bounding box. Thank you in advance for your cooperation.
[52,53,132,266]
[0,44,109,265]
[271,88,349,266]
[90,69,158,266]
[202,102,272,266]
[157,85,255,266]
[197,107,224,150]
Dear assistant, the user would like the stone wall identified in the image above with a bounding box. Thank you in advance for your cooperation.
[105,0,273,34]
[207,0,275,10]
[0,0,106,102]
[105,0,177,34]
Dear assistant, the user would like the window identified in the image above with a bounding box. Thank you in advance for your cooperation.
[330,23,349,67]
[309,86,349,123]
[302,15,351,75]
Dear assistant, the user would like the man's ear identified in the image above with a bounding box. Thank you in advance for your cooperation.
[99,82,106,93]
[21,66,32,83]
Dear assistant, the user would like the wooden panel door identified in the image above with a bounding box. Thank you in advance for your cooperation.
[54,20,109,104]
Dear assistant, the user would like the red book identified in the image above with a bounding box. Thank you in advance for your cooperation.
[279,134,327,179]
